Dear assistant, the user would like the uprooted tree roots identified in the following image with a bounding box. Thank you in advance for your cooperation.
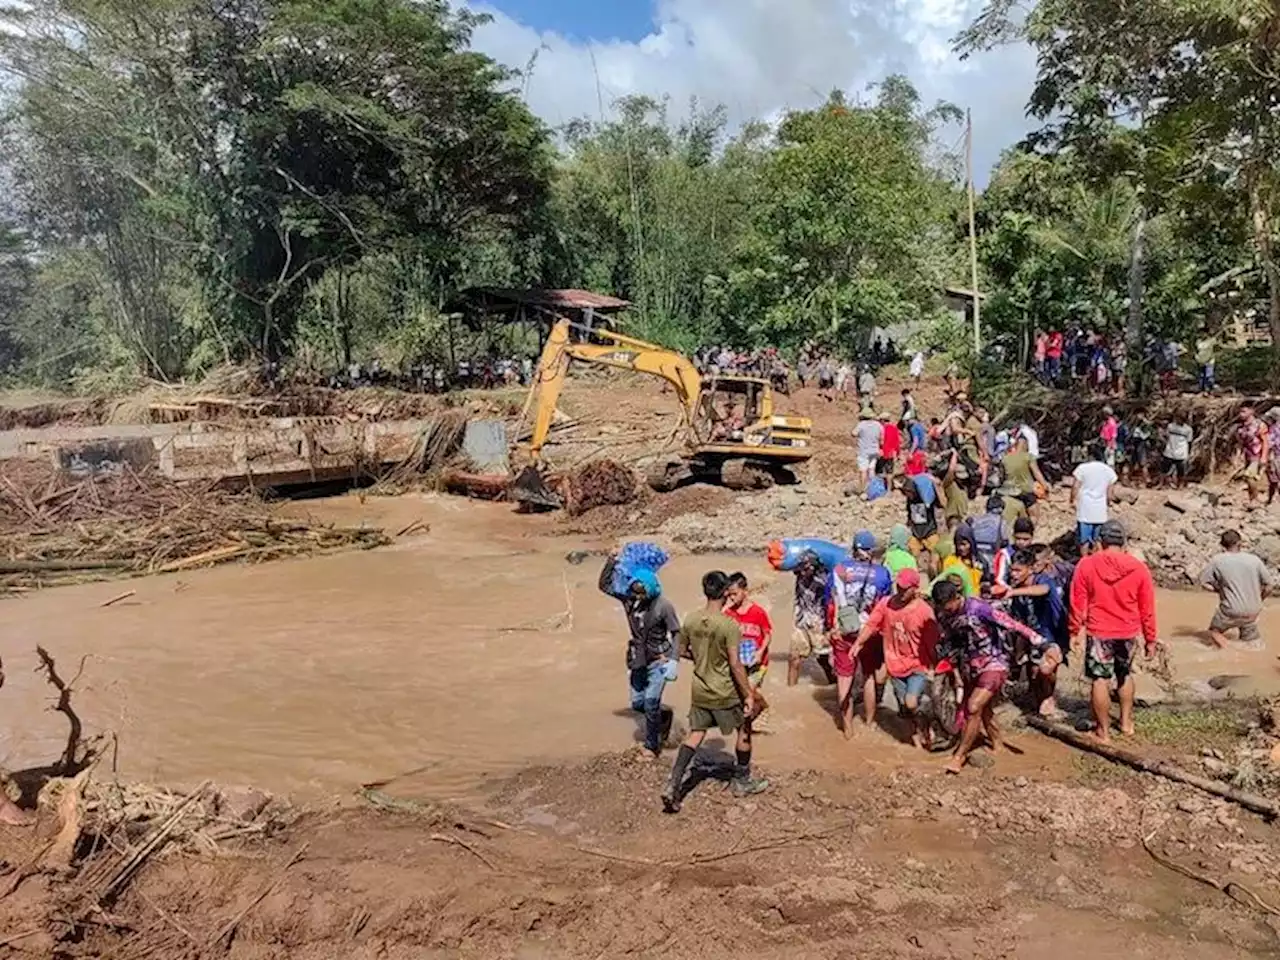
[564,459,638,515]
[0,646,297,954]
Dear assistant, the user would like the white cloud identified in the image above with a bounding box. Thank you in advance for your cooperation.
[463,0,1037,181]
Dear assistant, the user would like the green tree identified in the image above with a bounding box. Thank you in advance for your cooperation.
[0,0,554,375]
[712,80,964,350]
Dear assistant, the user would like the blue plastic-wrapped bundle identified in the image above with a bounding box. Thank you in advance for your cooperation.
[610,541,671,596]
[767,538,851,573]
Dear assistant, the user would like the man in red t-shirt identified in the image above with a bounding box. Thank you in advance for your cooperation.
[852,569,940,749]
[879,410,901,476]
[1046,330,1065,382]
[726,572,773,731]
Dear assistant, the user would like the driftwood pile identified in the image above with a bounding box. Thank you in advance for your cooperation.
[0,645,300,953]
[999,385,1280,479]
[0,460,389,592]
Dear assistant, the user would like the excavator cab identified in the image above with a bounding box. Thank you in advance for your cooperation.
[695,376,812,452]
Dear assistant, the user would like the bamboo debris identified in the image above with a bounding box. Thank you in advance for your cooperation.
[0,460,389,592]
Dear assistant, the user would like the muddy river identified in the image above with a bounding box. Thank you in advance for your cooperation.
[2,493,1277,802]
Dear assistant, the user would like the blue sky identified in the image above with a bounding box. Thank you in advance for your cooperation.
[464,1,1037,179]
[483,0,654,43]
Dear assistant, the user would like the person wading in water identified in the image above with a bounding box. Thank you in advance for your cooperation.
[599,553,681,760]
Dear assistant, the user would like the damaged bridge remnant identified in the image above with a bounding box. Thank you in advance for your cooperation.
[0,417,440,489]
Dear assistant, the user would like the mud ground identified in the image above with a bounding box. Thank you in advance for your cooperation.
[3,751,1279,959]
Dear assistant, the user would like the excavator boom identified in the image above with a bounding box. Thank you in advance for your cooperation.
[527,318,702,459]
[513,316,812,506]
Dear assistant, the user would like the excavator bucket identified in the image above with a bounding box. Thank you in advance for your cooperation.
[510,465,563,510]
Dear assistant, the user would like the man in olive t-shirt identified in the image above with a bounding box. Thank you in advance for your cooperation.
[662,571,768,813]
[1002,435,1048,520]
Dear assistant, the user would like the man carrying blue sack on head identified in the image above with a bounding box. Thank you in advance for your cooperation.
[599,552,681,760]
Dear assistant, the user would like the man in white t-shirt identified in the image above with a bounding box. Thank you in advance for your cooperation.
[1016,423,1040,461]
[1070,442,1117,555]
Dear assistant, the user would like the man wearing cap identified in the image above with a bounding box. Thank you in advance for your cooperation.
[853,568,940,750]
[826,531,893,737]
[1069,520,1159,743]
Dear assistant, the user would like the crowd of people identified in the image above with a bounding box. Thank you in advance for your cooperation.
[600,507,1273,811]
[1030,326,1231,397]
[595,356,1278,814]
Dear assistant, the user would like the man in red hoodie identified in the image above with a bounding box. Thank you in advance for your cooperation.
[1069,520,1159,742]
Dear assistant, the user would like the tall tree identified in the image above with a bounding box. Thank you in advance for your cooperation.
[711,79,964,349]
[0,0,554,370]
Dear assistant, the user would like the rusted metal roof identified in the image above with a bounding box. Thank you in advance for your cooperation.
[455,287,631,313]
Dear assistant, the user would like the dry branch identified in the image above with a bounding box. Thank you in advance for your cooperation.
[98,780,212,904]
[1026,715,1280,819]
[1144,834,1280,917]
[429,833,496,870]
[35,646,91,776]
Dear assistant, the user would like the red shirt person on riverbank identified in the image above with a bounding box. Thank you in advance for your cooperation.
[1068,521,1158,744]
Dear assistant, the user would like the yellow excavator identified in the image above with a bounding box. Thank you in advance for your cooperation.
[511,318,812,508]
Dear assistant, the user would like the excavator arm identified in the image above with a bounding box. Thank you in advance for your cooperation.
[526,318,703,459]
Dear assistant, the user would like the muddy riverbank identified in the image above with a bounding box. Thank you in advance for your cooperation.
[2,493,1276,804]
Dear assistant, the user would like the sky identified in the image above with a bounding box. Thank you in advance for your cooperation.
[463,0,1039,182]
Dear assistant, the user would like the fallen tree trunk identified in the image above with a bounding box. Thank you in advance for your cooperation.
[1025,715,1280,820]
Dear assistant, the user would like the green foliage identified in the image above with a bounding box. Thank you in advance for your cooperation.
[0,0,554,378]
[961,0,1280,364]
[710,80,966,351]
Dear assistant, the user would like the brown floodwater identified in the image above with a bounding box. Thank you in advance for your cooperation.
[1,493,1277,802]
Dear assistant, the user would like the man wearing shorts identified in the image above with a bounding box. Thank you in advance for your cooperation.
[1070,442,1116,554]
[855,408,884,493]
[1002,434,1047,522]
[1198,530,1272,649]
[826,531,892,738]
[932,580,1051,774]
[853,569,940,750]
[1069,521,1158,743]
[725,572,773,729]
[1236,405,1270,506]
[1004,548,1069,716]
[663,571,767,813]
[788,551,835,686]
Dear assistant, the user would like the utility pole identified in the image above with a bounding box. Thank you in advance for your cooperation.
[965,109,981,358]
